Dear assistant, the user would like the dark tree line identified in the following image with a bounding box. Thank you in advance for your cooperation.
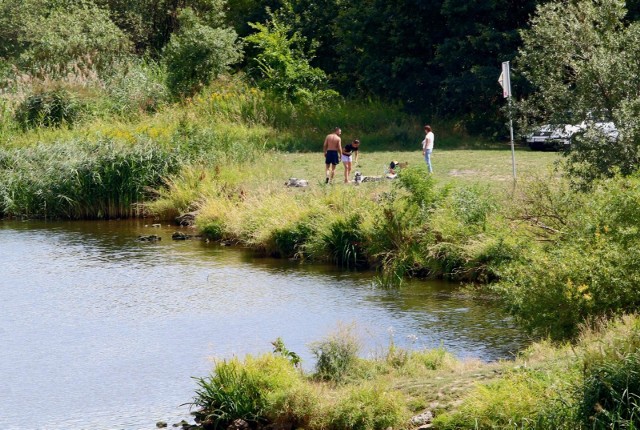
[2,0,640,136]
[226,0,544,136]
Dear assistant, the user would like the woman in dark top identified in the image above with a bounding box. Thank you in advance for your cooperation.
[341,139,360,183]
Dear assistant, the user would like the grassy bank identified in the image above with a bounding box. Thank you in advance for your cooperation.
[0,76,463,219]
[186,315,640,430]
[149,148,558,285]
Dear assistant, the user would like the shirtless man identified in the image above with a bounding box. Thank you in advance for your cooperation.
[323,127,343,184]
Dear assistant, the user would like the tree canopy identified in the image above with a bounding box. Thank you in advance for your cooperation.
[517,0,640,184]
[2,0,640,150]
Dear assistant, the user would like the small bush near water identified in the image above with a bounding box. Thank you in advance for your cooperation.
[310,324,361,383]
[190,354,305,429]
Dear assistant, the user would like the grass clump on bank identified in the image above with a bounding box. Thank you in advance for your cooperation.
[188,315,640,430]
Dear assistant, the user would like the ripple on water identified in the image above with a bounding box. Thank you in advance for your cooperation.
[0,220,527,429]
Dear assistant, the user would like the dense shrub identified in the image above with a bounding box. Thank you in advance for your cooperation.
[273,221,314,258]
[321,214,367,268]
[190,354,303,429]
[17,1,132,72]
[495,175,640,339]
[14,88,86,129]
[310,325,361,383]
[368,166,449,286]
[163,8,242,97]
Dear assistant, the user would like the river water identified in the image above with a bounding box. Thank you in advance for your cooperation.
[0,220,527,430]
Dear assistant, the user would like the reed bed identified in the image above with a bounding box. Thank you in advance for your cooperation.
[0,139,179,219]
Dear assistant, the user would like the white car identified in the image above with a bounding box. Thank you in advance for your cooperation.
[527,121,618,151]
[526,124,578,150]
[571,120,619,143]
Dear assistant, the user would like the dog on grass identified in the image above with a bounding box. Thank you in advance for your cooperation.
[354,172,384,184]
[284,178,309,187]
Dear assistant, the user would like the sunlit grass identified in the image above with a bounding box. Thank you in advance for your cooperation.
[189,315,640,430]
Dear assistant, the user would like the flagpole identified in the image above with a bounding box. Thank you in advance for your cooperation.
[500,61,516,181]
[509,95,516,180]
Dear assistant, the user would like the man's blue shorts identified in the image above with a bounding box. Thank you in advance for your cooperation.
[325,150,339,165]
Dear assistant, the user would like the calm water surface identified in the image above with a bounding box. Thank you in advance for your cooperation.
[0,220,528,430]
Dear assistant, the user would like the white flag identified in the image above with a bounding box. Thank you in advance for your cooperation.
[499,62,511,98]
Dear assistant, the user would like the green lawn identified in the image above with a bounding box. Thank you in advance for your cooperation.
[266,148,560,190]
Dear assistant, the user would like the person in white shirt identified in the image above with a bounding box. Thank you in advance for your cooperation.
[422,125,434,173]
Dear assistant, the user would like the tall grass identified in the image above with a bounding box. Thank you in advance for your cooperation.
[310,324,361,383]
[0,138,179,219]
[574,316,640,428]
[191,77,426,151]
[189,354,305,429]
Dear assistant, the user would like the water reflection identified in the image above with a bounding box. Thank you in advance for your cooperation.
[0,220,527,430]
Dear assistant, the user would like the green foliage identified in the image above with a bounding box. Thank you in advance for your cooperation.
[0,97,16,140]
[370,167,448,286]
[321,214,367,269]
[579,351,640,428]
[271,337,302,367]
[411,346,449,371]
[448,185,498,228]
[273,220,313,258]
[495,175,640,339]
[171,121,260,165]
[201,219,226,240]
[103,59,168,115]
[310,324,361,383]
[17,0,132,72]
[190,354,302,429]
[0,138,179,219]
[517,0,640,184]
[433,369,554,429]
[329,384,406,430]
[574,317,640,428]
[370,203,431,287]
[436,0,536,137]
[395,165,443,210]
[245,9,338,103]
[14,87,86,130]
[163,7,242,97]
[94,0,230,54]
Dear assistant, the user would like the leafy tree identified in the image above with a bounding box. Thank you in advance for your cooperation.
[333,0,446,112]
[287,0,341,78]
[436,0,538,136]
[0,0,131,72]
[244,9,336,103]
[517,0,640,184]
[163,5,243,97]
[95,0,233,54]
